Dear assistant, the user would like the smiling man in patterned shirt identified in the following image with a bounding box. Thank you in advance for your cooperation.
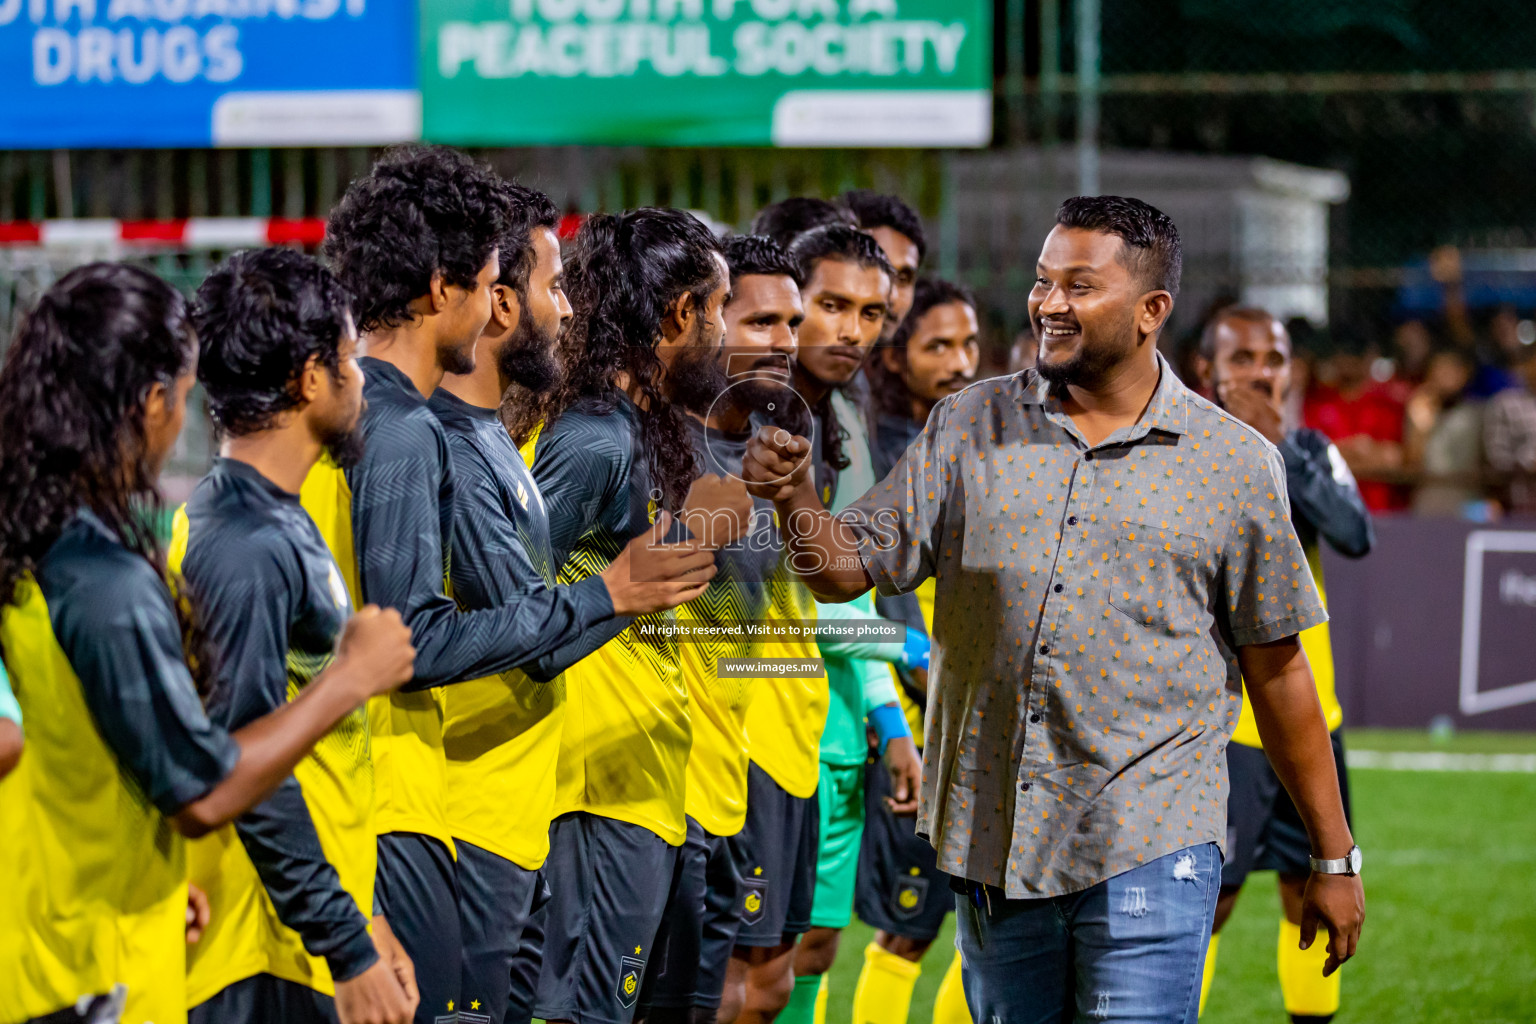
[741,196,1364,1024]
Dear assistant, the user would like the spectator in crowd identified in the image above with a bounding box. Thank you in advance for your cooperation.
[1406,348,1482,517]
[1484,341,1536,517]
[1283,317,1325,435]
[1005,329,1037,374]
[1477,304,1527,394]
[1426,245,1515,400]
[1385,318,1436,404]
[1306,330,1409,512]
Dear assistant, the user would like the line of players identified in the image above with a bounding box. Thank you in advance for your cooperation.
[0,142,1363,1024]
[0,146,951,1024]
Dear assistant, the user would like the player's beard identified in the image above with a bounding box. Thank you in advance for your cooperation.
[441,336,477,377]
[320,405,367,471]
[497,304,562,396]
[735,376,805,433]
[668,338,731,416]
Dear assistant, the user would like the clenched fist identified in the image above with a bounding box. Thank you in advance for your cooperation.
[335,606,417,697]
[681,473,755,549]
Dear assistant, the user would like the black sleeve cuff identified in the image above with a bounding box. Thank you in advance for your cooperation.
[523,574,623,683]
[325,917,381,982]
[569,572,616,623]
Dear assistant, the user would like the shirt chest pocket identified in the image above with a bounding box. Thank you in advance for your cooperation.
[1108,522,1207,637]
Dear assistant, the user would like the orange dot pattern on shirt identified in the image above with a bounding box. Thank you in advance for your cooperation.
[848,361,1327,898]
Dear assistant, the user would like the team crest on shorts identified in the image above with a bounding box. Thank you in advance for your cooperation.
[891,875,928,920]
[617,954,645,1008]
[741,876,767,926]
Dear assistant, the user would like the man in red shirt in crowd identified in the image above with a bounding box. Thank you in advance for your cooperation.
[1305,335,1409,512]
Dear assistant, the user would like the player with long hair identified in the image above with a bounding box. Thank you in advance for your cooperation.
[434,184,718,1024]
[516,207,753,1024]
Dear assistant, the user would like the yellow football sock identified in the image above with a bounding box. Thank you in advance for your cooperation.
[932,949,972,1024]
[1278,918,1341,1017]
[814,973,829,1024]
[1198,932,1221,1017]
[852,943,923,1024]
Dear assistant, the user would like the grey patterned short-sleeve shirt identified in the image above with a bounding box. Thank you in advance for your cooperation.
[847,356,1327,898]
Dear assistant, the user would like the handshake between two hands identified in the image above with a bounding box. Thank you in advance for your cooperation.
[599,426,815,617]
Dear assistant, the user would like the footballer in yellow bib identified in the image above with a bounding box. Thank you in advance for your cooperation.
[1197,307,1369,1024]
[516,208,736,1024]
[310,146,636,1024]
[174,248,418,1023]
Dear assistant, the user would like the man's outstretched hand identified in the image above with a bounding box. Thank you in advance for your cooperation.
[601,511,719,616]
[1299,871,1364,976]
[742,426,812,502]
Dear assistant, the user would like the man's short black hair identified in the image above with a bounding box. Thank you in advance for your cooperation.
[750,197,857,250]
[323,144,507,333]
[787,224,894,287]
[494,180,561,297]
[723,234,802,289]
[888,276,977,353]
[1055,195,1183,301]
[1199,305,1282,361]
[841,189,927,264]
[193,247,352,436]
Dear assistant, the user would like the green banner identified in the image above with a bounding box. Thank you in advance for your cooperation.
[423,0,991,147]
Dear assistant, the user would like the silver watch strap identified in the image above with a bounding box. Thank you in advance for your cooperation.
[1309,845,1361,875]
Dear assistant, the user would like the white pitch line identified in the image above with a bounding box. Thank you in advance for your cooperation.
[1345,749,1536,773]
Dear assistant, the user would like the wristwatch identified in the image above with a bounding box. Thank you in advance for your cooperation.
[1309,845,1363,876]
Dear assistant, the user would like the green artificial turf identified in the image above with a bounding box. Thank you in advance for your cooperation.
[820,731,1536,1023]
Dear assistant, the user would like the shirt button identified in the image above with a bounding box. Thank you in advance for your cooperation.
[1054,584,1064,593]
[1067,516,1078,526]
[1039,644,1050,655]
[1083,451,1094,462]
[1030,713,1041,723]
[1020,782,1032,792]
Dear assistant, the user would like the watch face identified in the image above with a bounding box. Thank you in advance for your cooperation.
[1349,846,1363,874]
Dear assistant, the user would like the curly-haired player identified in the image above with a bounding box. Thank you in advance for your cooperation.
[304,147,655,1024]
[179,247,420,1024]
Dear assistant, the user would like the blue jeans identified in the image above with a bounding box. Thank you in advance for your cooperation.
[955,843,1221,1024]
